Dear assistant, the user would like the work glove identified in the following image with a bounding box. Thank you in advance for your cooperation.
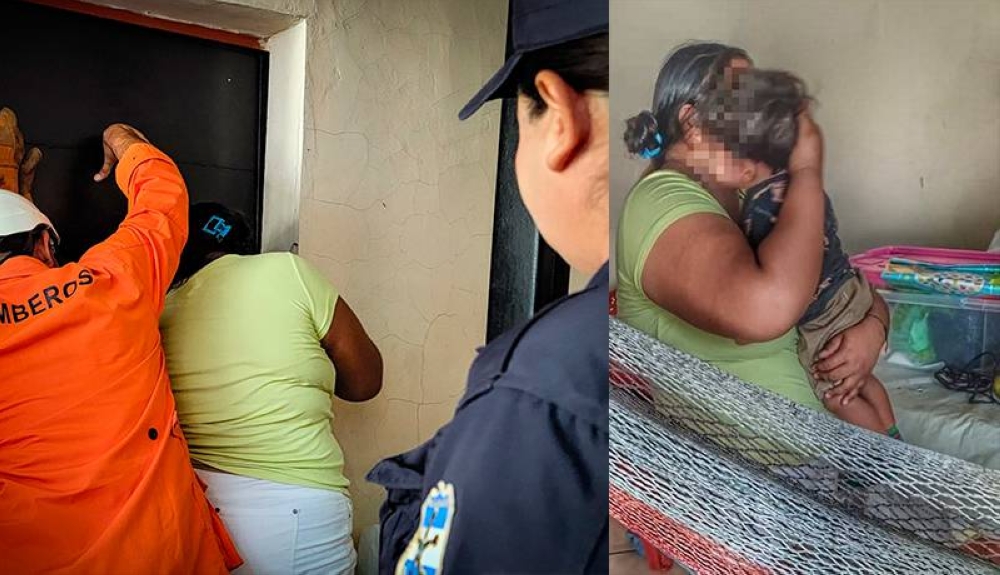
[0,107,42,201]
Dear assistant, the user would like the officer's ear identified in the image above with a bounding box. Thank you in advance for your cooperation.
[33,229,57,268]
[533,70,590,173]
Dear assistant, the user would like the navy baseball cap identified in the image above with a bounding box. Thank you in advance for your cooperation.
[458,0,608,120]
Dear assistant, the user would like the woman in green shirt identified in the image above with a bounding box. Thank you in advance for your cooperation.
[160,203,383,575]
[616,43,886,409]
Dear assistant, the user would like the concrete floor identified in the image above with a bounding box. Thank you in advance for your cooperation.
[609,520,689,574]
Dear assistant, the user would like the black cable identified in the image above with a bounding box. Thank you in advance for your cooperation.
[934,352,999,405]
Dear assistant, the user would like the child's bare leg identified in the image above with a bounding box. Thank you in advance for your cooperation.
[822,385,885,434]
[858,374,901,438]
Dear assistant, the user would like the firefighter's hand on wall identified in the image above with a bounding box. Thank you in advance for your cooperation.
[0,107,43,202]
[94,123,151,183]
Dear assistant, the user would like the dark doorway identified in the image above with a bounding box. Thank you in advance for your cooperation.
[485,1,571,342]
[1,1,268,262]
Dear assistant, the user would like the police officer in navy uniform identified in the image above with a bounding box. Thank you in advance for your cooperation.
[367,0,609,573]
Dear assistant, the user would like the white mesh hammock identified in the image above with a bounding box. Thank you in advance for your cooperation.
[609,318,1000,574]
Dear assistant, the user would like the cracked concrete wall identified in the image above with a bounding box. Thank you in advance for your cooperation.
[296,0,506,534]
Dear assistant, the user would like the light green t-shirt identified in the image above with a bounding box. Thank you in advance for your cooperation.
[616,170,821,410]
[160,252,349,492]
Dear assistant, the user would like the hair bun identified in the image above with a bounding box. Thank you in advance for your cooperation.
[624,110,664,159]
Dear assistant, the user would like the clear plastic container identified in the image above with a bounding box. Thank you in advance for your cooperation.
[881,289,1000,368]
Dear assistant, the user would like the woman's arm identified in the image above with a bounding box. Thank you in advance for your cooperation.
[641,114,827,342]
[322,298,384,402]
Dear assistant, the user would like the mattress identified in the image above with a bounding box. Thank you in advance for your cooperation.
[877,363,1000,470]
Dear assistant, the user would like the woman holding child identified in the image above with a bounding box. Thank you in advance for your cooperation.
[616,42,899,437]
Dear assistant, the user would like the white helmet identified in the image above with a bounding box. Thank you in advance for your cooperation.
[0,189,60,242]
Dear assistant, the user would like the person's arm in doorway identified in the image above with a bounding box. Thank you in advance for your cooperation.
[82,124,188,313]
[292,253,383,402]
[323,297,383,402]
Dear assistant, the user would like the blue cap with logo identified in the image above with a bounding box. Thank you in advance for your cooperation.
[458,0,608,120]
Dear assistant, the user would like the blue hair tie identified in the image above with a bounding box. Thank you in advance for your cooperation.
[640,132,664,159]
[202,215,232,242]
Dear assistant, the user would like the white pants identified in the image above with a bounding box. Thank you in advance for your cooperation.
[197,469,357,575]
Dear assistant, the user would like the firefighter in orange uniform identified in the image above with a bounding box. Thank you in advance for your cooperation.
[0,124,242,574]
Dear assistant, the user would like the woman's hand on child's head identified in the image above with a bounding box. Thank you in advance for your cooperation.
[788,111,823,176]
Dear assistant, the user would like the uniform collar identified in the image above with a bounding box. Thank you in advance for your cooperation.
[491,260,611,377]
[586,261,610,291]
[0,256,51,281]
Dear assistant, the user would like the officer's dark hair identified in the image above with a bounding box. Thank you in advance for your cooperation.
[695,68,811,170]
[624,42,751,170]
[171,202,253,290]
[0,225,48,265]
[515,33,609,118]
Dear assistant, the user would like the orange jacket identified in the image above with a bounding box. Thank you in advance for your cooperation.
[0,144,241,574]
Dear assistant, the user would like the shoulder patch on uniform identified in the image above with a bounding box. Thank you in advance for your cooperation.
[396,481,456,575]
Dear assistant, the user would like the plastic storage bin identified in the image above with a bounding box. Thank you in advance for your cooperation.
[881,290,1000,368]
[852,246,1000,291]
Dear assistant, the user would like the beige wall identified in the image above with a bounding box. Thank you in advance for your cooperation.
[612,0,1000,278]
[296,0,506,533]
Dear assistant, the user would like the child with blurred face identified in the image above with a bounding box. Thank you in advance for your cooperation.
[694,68,901,439]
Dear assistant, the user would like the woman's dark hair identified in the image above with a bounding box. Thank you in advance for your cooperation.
[515,33,609,117]
[624,42,751,167]
[171,202,254,289]
[695,68,811,170]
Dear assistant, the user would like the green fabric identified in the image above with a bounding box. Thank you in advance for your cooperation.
[160,253,348,492]
[889,304,937,365]
[616,170,821,410]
